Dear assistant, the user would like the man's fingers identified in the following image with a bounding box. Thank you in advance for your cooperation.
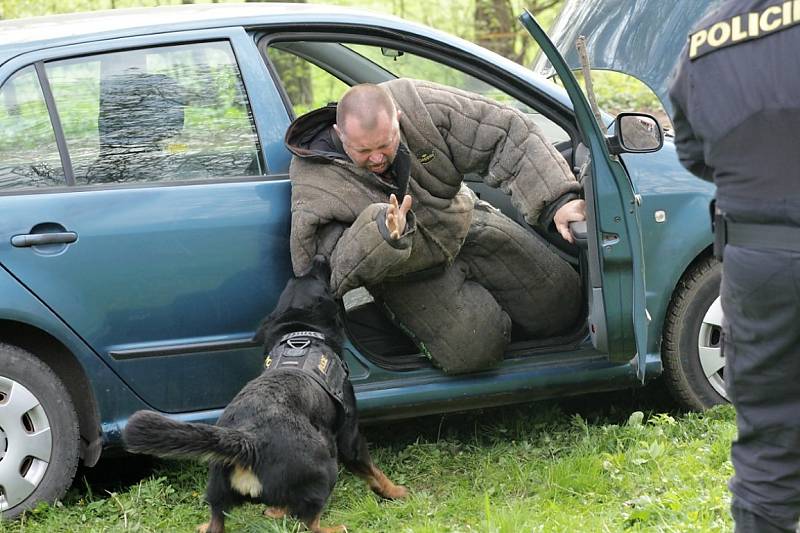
[389,194,399,208]
[555,220,575,244]
[400,194,412,213]
[558,224,574,244]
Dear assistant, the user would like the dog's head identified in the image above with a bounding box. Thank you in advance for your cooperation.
[254,255,344,353]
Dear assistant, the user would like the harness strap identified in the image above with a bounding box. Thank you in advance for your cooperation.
[264,333,350,427]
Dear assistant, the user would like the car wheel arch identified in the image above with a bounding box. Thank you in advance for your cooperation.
[660,249,727,410]
[0,321,102,467]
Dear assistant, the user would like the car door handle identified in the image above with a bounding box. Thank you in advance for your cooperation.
[11,232,78,247]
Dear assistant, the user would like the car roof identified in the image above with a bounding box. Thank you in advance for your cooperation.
[0,3,412,63]
[0,3,574,110]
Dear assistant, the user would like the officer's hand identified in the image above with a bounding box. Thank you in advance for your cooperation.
[554,199,586,244]
[387,194,413,240]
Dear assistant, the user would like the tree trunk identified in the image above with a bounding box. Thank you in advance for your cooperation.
[474,0,562,64]
[474,0,517,61]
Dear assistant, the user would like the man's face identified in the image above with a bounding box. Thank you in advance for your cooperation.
[335,110,401,175]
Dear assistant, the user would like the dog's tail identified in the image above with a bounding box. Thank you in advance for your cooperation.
[123,410,256,465]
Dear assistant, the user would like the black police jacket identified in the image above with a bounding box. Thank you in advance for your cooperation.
[668,0,800,226]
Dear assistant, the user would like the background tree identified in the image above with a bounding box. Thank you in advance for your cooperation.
[245,0,312,109]
[474,0,562,64]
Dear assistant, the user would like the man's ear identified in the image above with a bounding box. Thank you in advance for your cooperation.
[396,110,402,122]
[333,123,341,136]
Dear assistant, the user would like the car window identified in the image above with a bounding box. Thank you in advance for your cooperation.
[266,41,569,145]
[267,47,349,117]
[45,41,263,186]
[347,44,570,145]
[0,66,66,190]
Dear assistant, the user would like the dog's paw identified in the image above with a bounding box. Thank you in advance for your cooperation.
[318,525,347,533]
[384,484,408,500]
[197,523,210,533]
[264,506,288,519]
[304,516,348,533]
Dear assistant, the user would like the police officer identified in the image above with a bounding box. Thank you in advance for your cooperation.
[669,1,800,531]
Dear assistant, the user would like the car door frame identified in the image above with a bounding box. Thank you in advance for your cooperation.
[519,10,649,380]
[254,23,648,377]
[0,26,290,178]
[0,26,298,412]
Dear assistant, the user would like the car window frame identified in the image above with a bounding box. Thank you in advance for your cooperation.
[0,27,286,196]
[256,29,580,150]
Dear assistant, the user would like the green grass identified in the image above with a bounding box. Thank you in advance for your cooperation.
[0,391,736,532]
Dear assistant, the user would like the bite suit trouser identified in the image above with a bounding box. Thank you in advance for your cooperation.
[372,202,583,374]
[722,244,800,532]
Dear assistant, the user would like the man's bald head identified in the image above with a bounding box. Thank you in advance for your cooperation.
[333,84,401,174]
[336,83,397,132]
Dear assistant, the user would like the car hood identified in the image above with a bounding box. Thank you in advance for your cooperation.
[532,0,723,115]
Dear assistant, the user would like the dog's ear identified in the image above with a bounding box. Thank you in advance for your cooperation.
[252,315,271,345]
[308,254,331,283]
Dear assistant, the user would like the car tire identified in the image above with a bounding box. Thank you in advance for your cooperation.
[662,257,728,410]
[0,344,80,519]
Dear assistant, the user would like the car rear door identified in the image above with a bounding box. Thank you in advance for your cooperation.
[0,28,294,412]
[520,11,650,380]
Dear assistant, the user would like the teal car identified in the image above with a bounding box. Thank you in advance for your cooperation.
[0,3,721,518]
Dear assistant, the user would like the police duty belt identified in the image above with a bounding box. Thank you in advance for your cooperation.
[263,331,350,419]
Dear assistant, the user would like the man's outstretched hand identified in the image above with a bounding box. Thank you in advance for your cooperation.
[553,199,586,244]
[387,193,413,240]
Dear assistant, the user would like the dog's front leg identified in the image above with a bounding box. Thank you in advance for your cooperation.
[197,509,225,533]
[340,433,407,500]
[305,513,347,533]
[338,384,408,500]
[264,506,288,519]
[356,461,409,500]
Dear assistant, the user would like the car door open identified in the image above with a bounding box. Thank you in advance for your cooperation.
[520,10,653,381]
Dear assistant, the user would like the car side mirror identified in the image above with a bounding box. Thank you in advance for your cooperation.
[607,112,663,155]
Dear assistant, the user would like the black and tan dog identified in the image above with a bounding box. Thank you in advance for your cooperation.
[123,256,407,533]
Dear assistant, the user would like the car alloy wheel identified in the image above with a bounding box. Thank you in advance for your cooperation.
[697,295,727,400]
[662,257,728,410]
[0,344,79,519]
[0,377,54,513]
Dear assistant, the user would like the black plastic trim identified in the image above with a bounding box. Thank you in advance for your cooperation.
[109,338,260,360]
[35,61,74,186]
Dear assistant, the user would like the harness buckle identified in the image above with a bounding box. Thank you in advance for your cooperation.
[286,338,311,350]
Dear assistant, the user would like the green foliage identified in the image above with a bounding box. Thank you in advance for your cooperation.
[588,71,665,118]
[0,401,737,532]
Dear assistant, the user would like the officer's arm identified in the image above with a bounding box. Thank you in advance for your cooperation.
[668,61,715,182]
[671,99,715,181]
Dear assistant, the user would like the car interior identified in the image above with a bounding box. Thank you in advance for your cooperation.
[259,35,594,371]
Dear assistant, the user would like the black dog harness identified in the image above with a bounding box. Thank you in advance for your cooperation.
[264,331,349,421]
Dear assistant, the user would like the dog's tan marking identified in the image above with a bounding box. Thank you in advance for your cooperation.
[305,513,347,533]
[230,465,262,498]
[363,464,408,500]
[197,514,224,533]
[264,506,287,519]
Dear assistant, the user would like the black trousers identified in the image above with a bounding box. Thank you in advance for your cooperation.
[721,245,800,532]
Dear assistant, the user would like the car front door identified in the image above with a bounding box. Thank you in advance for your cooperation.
[0,28,294,412]
[520,11,650,380]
